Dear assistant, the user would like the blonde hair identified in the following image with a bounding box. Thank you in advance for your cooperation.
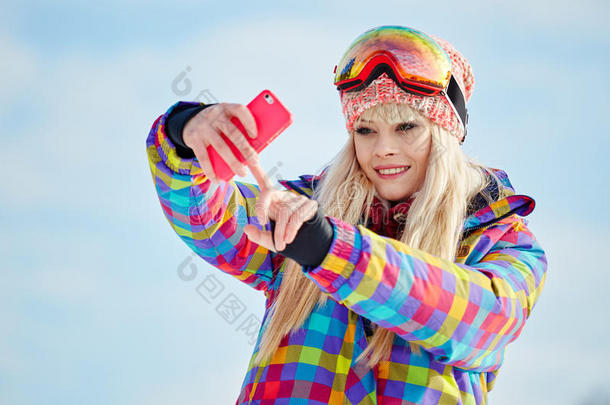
[252,102,501,368]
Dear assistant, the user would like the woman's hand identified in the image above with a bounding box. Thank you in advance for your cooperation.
[183,103,259,181]
[243,163,318,252]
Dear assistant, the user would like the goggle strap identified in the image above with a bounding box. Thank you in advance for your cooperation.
[445,75,468,132]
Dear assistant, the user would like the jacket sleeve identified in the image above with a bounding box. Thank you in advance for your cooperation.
[301,214,548,372]
[146,101,275,295]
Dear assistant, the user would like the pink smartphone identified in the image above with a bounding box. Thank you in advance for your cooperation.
[207,90,293,181]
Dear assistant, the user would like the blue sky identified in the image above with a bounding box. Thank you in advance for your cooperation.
[2,1,609,404]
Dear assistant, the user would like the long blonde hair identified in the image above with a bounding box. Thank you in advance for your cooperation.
[253,102,499,368]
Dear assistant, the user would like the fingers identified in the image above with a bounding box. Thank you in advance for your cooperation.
[182,103,260,182]
[224,103,258,139]
[272,192,310,251]
[206,129,248,177]
[215,112,259,164]
[255,188,272,226]
[193,140,217,182]
[243,224,276,252]
[283,199,318,247]
[250,189,317,252]
[183,109,218,182]
[248,159,275,192]
[272,195,294,251]
[252,169,281,226]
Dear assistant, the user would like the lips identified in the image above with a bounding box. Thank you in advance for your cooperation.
[374,165,410,176]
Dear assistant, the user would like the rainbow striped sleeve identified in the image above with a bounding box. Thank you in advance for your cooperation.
[302,214,547,371]
[145,101,274,295]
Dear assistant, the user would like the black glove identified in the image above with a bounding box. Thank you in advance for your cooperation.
[269,204,333,269]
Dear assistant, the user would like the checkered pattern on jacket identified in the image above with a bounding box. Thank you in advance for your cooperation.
[146,101,548,404]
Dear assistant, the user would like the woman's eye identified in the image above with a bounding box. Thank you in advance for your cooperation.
[397,122,416,132]
[355,127,373,135]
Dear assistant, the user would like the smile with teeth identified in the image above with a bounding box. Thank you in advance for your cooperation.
[376,166,409,175]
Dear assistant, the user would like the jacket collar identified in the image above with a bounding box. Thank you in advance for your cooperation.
[279,167,535,234]
[365,195,415,238]
[463,167,535,232]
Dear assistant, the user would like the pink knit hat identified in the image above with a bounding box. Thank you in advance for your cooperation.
[339,34,474,144]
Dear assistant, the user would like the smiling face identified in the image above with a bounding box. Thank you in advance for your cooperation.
[352,104,433,203]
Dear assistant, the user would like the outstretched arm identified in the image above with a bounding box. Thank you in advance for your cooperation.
[296,213,547,372]
[146,101,276,295]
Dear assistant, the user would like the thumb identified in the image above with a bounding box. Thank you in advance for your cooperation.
[244,224,276,252]
[255,195,270,226]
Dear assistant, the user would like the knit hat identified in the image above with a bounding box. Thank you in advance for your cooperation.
[339,33,474,144]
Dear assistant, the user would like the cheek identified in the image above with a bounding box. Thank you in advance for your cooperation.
[407,133,432,165]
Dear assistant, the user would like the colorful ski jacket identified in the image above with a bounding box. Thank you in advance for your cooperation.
[146,101,548,404]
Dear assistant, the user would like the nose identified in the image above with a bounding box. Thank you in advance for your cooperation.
[373,131,400,158]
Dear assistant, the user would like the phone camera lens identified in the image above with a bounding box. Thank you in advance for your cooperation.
[264,94,274,104]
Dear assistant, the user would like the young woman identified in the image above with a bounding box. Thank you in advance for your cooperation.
[146,25,547,404]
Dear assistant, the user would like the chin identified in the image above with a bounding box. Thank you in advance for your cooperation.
[377,188,412,202]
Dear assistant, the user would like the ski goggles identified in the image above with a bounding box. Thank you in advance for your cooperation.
[333,25,468,130]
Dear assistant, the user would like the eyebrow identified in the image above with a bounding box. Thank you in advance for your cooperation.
[357,119,417,125]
